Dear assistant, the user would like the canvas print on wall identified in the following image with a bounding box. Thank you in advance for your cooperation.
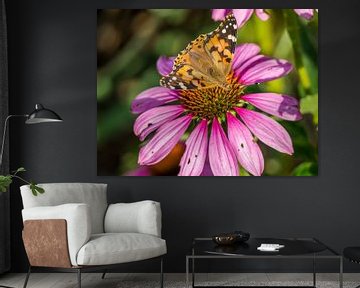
[97,9,318,176]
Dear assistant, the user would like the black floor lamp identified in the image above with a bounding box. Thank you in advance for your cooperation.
[0,103,63,167]
[0,103,62,288]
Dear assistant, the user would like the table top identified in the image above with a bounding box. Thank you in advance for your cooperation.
[190,237,340,258]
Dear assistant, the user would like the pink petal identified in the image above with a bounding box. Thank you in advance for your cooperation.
[209,118,239,176]
[232,44,261,72]
[234,55,293,85]
[233,9,254,28]
[236,108,294,155]
[255,9,270,21]
[156,56,175,76]
[200,158,214,176]
[179,120,208,176]
[138,115,192,165]
[131,87,178,114]
[124,166,152,176]
[294,9,314,20]
[227,113,264,176]
[234,54,263,78]
[211,9,230,21]
[242,93,302,121]
[134,105,185,141]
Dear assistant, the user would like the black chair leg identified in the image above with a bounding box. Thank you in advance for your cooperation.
[101,270,107,279]
[23,266,31,288]
[77,269,81,288]
[160,257,164,288]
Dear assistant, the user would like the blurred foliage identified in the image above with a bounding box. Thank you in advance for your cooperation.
[97,9,318,176]
[0,167,44,196]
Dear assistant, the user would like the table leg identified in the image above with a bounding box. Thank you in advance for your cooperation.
[192,257,195,288]
[313,254,316,287]
[339,257,343,288]
[192,247,195,288]
[186,257,189,288]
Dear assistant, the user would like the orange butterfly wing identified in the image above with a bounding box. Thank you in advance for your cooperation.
[160,14,237,90]
[204,15,237,78]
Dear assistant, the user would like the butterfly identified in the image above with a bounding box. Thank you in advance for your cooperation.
[160,14,237,91]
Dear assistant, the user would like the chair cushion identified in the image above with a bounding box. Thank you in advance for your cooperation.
[76,233,167,266]
[344,247,360,263]
[105,201,162,237]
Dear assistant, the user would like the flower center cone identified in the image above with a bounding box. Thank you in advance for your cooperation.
[179,73,244,120]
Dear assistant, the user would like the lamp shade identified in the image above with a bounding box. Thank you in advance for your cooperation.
[25,104,63,124]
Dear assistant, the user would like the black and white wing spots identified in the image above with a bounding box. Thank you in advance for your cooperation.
[159,72,193,90]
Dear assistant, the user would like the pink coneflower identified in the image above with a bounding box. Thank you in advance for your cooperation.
[212,9,270,28]
[293,9,318,20]
[212,9,317,27]
[131,43,302,176]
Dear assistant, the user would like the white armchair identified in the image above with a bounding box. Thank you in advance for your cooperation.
[20,183,166,288]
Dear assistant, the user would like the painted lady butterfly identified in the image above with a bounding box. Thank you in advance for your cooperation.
[160,14,237,90]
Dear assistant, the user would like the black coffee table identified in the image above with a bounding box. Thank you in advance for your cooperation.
[186,237,343,288]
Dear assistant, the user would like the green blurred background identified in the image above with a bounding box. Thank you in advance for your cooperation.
[97,9,318,176]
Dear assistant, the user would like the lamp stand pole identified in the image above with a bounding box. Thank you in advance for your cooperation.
[0,115,28,169]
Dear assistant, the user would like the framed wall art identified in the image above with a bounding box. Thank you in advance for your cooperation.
[97,9,318,176]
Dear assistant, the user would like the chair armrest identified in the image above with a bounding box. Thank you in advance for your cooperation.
[104,200,162,237]
[23,219,72,268]
[22,203,91,266]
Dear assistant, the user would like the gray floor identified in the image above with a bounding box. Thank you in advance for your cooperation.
[0,273,360,288]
